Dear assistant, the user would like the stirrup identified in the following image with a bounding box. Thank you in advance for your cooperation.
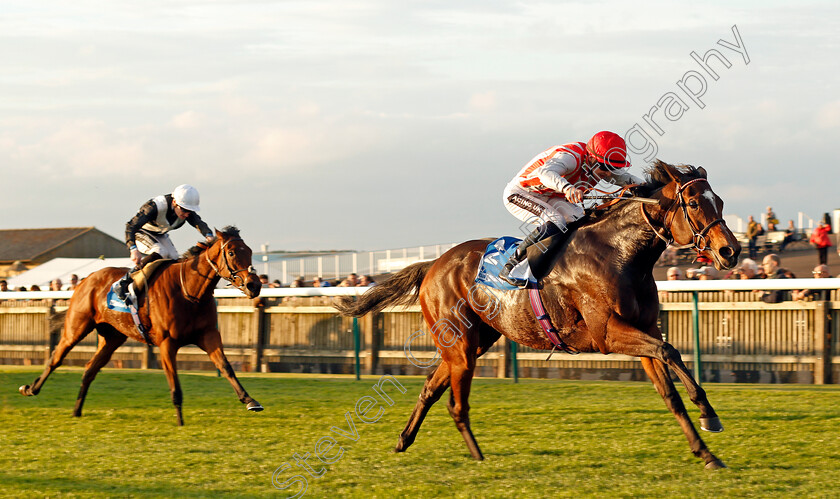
[499,263,528,288]
[116,272,131,301]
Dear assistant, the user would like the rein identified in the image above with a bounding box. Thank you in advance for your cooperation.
[639,177,727,251]
[180,238,255,302]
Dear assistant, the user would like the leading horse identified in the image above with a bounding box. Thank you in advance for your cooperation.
[19,226,264,425]
[337,161,740,469]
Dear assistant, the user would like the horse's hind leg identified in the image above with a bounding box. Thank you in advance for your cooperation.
[395,362,451,453]
[640,357,725,469]
[20,311,96,397]
[159,338,185,426]
[447,356,483,460]
[73,327,127,417]
[196,329,263,412]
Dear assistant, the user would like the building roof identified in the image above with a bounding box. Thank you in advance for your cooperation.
[5,257,133,288]
[0,227,101,263]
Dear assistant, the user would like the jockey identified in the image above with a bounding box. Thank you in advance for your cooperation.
[500,131,644,287]
[116,184,214,301]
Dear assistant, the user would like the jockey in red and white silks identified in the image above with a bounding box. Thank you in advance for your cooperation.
[499,131,643,287]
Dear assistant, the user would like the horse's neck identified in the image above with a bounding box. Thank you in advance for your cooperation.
[180,249,221,300]
[574,201,668,272]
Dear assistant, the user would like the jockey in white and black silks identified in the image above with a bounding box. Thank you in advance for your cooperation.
[116,184,214,300]
[499,131,644,288]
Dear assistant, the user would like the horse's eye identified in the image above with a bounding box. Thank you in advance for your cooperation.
[689,200,699,209]
[228,251,235,257]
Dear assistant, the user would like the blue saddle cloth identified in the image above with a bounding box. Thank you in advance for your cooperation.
[106,287,131,313]
[474,236,535,290]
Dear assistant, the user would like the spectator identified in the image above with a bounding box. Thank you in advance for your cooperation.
[16,286,27,291]
[259,274,270,287]
[312,276,331,287]
[65,274,80,290]
[767,221,777,231]
[666,267,683,280]
[289,277,304,288]
[766,206,779,226]
[49,279,63,291]
[271,279,282,288]
[780,220,797,252]
[792,264,831,301]
[0,280,8,292]
[338,273,359,287]
[698,266,718,280]
[810,218,832,265]
[746,215,762,259]
[759,254,794,303]
[358,275,376,286]
[737,258,761,280]
[30,285,42,291]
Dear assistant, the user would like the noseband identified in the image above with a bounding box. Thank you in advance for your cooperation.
[640,178,727,250]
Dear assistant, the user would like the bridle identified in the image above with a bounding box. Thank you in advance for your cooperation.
[180,237,255,301]
[640,177,727,250]
[205,237,256,292]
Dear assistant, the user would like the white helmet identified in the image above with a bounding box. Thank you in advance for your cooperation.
[172,184,200,212]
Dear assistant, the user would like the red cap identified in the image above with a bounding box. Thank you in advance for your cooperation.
[586,131,630,169]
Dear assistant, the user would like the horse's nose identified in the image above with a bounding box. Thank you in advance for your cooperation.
[246,279,261,297]
[717,245,739,267]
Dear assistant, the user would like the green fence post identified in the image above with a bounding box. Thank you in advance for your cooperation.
[353,316,360,381]
[511,341,519,383]
[692,290,702,386]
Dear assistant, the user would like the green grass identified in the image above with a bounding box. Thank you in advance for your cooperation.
[1,367,839,498]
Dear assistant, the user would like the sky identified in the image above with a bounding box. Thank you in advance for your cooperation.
[2,1,839,253]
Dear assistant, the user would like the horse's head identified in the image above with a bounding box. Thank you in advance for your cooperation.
[206,226,262,298]
[647,161,740,269]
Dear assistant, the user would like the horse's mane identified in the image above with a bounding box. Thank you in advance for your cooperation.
[179,225,241,260]
[585,160,706,222]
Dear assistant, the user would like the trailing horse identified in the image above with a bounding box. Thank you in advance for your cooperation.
[336,161,740,469]
[19,226,264,426]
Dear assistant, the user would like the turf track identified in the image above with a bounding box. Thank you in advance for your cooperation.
[2,367,839,498]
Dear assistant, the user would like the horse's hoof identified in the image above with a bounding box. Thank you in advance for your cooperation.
[247,401,264,412]
[700,416,724,432]
[705,459,727,470]
[19,385,31,396]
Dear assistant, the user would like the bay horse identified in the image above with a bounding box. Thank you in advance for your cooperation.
[336,161,740,469]
[19,226,264,426]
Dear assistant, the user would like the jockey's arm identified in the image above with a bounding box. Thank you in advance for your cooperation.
[125,200,157,266]
[538,156,582,199]
[125,200,157,251]
[186,212,214,242]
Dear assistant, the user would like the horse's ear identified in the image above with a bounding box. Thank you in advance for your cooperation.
[215,228,222,238]
[662,162,682,183]
[696,166,708,179]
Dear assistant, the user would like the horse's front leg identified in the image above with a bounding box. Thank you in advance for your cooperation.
[603,314,725,469]
[196,329,263,412]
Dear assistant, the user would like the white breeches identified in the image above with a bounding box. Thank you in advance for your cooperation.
[135,232,179,260]
[503,183,584,229]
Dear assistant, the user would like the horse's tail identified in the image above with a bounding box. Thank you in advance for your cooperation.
[50,309,67,335]
[334,260,436,317]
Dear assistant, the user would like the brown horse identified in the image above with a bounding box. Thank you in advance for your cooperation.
[336,161,740,469]
[19,226,264,425]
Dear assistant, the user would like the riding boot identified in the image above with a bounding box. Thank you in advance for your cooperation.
[499,221,562,287]
[528,216,589,283]
[116,252,161,301]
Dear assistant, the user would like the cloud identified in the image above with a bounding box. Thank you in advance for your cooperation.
[815,100,840,129]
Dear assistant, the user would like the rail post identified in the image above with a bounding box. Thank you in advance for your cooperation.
[511,340,519,383]
[353,316,361,381]
[692,291,702,385]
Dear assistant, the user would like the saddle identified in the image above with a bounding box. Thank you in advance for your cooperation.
[129,259,174,297]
